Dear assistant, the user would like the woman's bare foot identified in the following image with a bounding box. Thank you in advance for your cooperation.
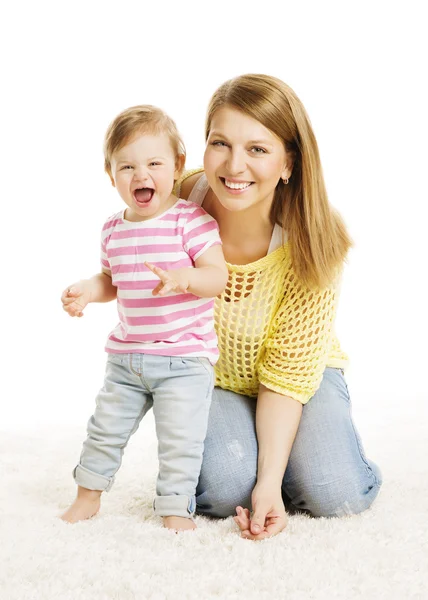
[163,516,196,531]
[60,487,102,524]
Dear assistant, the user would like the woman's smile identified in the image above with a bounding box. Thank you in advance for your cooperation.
[221,177,254,193]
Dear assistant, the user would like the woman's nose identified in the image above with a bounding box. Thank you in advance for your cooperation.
[226,149,246,175]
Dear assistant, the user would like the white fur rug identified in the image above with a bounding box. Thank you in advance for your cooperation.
[1,406,427,600]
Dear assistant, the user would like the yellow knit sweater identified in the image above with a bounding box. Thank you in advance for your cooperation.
[176,170,348,404]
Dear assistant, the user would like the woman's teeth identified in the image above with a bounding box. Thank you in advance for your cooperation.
[224,179,252,190]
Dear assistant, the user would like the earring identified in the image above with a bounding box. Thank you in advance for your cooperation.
[282,177,289,185]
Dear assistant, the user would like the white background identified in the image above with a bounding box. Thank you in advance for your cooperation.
[1,0,426,430]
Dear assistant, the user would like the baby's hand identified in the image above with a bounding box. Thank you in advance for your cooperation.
[145,262,190,296]
[61,281,92,317]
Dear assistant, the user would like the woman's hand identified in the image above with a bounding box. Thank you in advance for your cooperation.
[234,483,288,540]
[145,262,190,296]
[61,280,93,317]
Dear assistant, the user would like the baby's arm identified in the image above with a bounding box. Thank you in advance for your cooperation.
[61,270,116,317]
[146,245,228,298]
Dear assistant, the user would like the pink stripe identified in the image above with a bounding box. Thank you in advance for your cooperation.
[118,294,199,307]
[186,221,218,238]
[111,259,191,274]
[112,319,212,342]
[101,259,110,268]
[102,215,122,231]
[119,301,213,325]
[108,243,184,257]
[183,206,209,223]
[110,227,178,240]
[161,212,185,221]
[171,329,217,343]
[109,327,188,342]
[116,280,156,290]
[183,223,219,251]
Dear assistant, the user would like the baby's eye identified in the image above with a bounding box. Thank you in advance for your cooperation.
[149,162,162,166]
[250,147,266,154]
[121,165,133,170]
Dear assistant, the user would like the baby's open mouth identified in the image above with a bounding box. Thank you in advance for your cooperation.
[134,188,154,204]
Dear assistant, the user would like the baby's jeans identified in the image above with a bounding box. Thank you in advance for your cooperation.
[73,353,214,518]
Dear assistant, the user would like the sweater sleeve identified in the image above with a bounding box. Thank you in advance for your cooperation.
[257,273,341,404]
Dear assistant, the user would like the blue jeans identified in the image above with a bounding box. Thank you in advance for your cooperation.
[196,368,382,518]
[74,353,213,518]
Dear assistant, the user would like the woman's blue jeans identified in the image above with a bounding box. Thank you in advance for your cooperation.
[196,368,382,518]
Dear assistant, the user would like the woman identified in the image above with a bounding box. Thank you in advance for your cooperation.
[176,74,382,540]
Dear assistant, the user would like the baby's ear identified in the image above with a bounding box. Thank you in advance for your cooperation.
[174,154,186,180]
[106,168,115,187]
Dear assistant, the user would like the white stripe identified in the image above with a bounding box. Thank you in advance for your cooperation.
[108,251,190,263]
[119,299,210,316]
[106,336,217,351]
[105,235,186,248]
[118,309,214,335]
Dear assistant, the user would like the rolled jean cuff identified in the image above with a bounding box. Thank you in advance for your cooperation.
[153,494,196,518]
[73,464,114,492]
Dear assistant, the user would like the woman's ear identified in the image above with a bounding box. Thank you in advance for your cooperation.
[281,152,295,181]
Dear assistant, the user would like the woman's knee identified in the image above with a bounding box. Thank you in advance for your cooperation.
[196,387,258,518]
[285,461,383,518]
[196,472,255,518]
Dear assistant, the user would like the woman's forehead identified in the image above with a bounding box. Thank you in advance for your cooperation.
[209,106,282,145]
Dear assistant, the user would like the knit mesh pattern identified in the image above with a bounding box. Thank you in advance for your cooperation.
[175,171,348,404]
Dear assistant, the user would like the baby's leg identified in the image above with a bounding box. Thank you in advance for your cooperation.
[61,353,152,523]
[151,356,214,531]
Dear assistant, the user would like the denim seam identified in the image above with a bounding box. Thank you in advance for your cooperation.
[339,372,380,485]
[346,401,378,484]
[129,354,152,390]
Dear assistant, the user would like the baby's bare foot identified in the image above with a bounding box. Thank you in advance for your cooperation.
[163,516,196,531]
[60,488,101,524]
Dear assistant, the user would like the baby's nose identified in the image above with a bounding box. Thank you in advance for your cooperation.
[134,167,149,181]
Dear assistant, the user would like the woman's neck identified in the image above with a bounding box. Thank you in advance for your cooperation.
[204,189,274,264]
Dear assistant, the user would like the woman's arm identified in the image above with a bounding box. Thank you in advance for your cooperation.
[234,384,302,540]
[256,384,302,487]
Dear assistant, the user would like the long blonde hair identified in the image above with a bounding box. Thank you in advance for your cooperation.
[205,74,352,289]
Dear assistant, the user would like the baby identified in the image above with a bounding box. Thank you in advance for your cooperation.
[60,105,227,531]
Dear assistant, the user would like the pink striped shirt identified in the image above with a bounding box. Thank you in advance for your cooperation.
[101,199,222,364]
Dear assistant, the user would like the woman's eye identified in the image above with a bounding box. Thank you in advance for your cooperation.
[212,141,227,147]
[251,147,266,154]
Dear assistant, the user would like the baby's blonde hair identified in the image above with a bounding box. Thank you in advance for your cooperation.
[104,105,186,176]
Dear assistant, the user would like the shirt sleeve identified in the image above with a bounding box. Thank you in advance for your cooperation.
[182,205,222,262]
[257,272,341,404]
[100,222,112,275]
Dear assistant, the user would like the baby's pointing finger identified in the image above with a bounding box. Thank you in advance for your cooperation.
[145,262,165,277]
[158,281,176,296]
